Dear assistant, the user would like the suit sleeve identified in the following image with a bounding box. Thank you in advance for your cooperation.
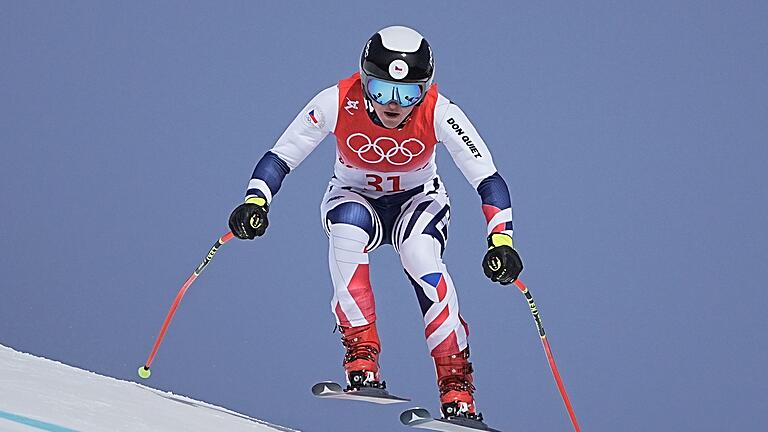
[245,85,339,203]
[434,94,515,238]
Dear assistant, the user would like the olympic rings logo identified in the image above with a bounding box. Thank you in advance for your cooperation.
[346,133,426,166]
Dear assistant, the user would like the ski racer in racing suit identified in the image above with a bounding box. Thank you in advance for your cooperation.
[228,26,523,421]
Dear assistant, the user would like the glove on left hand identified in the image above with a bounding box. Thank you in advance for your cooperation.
[482,233,523,285]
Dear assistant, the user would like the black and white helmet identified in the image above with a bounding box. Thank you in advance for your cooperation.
[360,26,435,106]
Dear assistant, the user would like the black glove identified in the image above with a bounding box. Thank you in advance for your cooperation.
[228,197,269,239]
[482,233,523,285]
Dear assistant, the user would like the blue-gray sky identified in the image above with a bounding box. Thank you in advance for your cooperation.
[1,1,767,431]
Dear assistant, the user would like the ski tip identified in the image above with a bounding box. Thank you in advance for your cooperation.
[311,381,343,396]
[400,407,432,426]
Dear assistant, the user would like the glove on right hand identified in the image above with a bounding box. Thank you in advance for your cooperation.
[228,197,269,240]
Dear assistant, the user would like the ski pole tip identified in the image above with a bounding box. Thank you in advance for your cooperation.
[138,365,151,379]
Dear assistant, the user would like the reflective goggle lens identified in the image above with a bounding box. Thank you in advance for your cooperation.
[366,79,423,107]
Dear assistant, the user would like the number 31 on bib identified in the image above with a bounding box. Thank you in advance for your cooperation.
[366,174,403,192]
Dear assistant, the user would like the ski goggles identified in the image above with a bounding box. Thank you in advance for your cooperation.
[366,78,424,108]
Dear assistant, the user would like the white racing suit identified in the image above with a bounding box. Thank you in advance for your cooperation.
[244,73,514,358]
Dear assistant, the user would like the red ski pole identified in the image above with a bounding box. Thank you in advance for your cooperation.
[138,232,235,379]
[513,279,581,432]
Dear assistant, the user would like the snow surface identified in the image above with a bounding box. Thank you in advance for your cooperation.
[0,345,298,432]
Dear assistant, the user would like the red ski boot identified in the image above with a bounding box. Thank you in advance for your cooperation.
[340,322,384,390]
[435,347,482,420]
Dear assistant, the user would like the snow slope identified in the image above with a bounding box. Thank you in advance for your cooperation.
[0,345,298,432]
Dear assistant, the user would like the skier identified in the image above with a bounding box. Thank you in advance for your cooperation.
[228,26,523,421]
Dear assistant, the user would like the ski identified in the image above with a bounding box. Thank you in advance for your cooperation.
[311,381,410,405]
[400,407,502,432]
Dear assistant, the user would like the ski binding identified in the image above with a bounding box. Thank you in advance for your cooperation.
[400,407,502,432]
[311,381,410,405]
